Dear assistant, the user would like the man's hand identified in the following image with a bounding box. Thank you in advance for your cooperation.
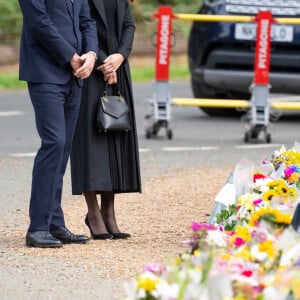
[70,53,83,72]
[97,53,124,76]
[73,51,97,79]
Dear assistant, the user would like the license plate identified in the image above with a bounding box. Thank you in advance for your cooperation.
[235,23,294,42]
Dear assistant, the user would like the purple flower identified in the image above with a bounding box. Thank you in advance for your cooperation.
[284,166,294,178]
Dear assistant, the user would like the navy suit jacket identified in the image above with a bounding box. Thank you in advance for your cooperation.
[18,0,98,84]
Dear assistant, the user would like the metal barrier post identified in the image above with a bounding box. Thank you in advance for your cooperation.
[245,11,273,143]
[144,6,175,139]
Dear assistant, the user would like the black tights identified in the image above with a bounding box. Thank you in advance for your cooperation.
[84,191,120,234]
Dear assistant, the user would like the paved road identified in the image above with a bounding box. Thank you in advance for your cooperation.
[2,81,300,163]
[1,81,300,299]
[1,81,300,211]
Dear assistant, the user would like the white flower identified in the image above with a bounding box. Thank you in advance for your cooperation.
[155,282,179,300]
[250,244,268,261]
[206,230,227,248]
[251,178,273,193]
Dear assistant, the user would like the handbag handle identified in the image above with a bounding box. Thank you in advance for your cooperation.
[103,83,124,102]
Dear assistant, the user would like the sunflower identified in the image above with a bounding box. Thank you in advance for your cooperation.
[248,207,291,228]
[276,184,298,202]
[262,189,277,202]
[277,183,290,196]
[267,179,285,189]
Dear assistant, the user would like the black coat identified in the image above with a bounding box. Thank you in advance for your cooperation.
[70,0,141,194]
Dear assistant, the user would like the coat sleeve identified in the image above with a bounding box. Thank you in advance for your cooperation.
[18,0,76,66]
[116,1,135,60]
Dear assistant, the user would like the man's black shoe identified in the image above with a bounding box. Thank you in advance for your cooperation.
[26,231,63,248]
[50,226,89,244]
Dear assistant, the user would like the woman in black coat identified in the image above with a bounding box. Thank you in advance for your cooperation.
[71,0,141,239]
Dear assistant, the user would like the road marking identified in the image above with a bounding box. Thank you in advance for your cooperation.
[0,111,24,117]
[139,148,151,153]
[9,149,151,157]
[4,144,283,157]
[235,144,281,150]
[9,152,36,157]
[163,146,219,152]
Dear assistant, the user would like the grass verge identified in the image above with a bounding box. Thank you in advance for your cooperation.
[0,64,190,90]
[0,73,26,90]
[131,64,189,82]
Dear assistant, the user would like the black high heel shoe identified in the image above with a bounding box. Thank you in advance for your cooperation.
[99,209,131,239]
[108,232,131,239]
[85,215,113,240]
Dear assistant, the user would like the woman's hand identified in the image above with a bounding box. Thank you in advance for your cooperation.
[104,70,117,85]
[97,53,124,76]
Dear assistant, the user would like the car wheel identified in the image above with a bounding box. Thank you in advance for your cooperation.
[191,79,249,117]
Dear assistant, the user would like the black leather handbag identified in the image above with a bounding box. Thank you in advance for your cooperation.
[96,84,131,132]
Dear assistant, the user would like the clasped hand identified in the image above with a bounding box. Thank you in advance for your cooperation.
[71,52,96,79]
[97,53,124,84]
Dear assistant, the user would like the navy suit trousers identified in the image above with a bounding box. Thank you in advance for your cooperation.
[27,78,82,231]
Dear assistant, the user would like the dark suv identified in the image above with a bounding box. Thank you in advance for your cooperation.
[188,0,300,116]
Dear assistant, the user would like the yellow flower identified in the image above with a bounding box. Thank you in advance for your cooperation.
[237,193,257,210]
[220,253,231,260]
[258,240,276,258]
[137,274,160,292]
[289,187,298,200]
[173,256,181,265]
[277,183,289,196]
[235,225,251,242]
[275,211,292,225]
[291,278,300,298]
[262,189,277,202]
[267,179,285,188]
[248,207,292,227]
[235,246,254,261]
[275,149,300,166]
[287,172,300,184]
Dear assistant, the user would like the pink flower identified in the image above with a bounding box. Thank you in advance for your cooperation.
[191,222,215,232]
[253,199,263,206]
[234,237,245,247]
[143,262,165,275]
[284,167,294,178]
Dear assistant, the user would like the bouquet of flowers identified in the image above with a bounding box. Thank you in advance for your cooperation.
[125,144,300,300]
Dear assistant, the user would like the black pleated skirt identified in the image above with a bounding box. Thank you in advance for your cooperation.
[70,55,141,194]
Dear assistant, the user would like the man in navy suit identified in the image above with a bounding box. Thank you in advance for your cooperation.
[18,0,98,248]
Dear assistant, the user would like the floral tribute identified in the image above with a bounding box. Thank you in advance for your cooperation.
[125,145,300,300]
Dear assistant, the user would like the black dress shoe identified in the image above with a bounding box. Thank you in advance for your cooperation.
[50,226,89,244]
[109,232,131,239]
[26,231,63,248]
[85,215,113,240]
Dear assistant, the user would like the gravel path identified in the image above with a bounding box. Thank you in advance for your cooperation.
[0,155,232,300]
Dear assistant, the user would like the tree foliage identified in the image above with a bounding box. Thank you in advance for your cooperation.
[0,0,202,43]
[0,0,22,43]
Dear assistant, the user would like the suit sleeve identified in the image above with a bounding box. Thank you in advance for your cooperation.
[18,0,75,66]
[117,2,135,60]
[79,0,98,54]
